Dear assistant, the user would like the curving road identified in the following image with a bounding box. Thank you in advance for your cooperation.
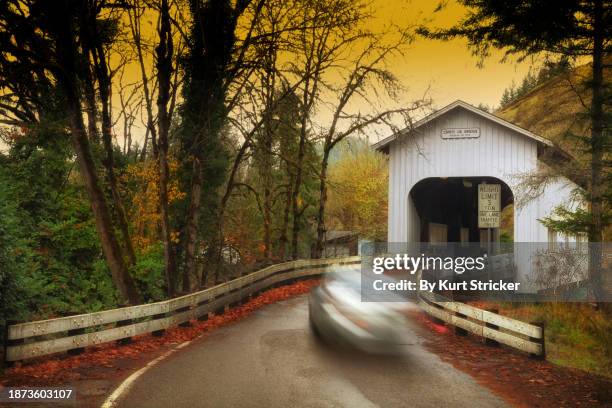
[114,295,508,408]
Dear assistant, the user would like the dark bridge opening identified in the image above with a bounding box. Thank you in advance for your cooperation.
[409,177,513,243]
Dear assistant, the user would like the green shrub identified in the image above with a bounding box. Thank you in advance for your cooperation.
[132,244,166,302]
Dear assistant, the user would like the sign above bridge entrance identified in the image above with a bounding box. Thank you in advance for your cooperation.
[441,127,480,139]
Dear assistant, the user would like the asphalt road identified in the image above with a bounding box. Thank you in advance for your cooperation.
[116,295,508,408]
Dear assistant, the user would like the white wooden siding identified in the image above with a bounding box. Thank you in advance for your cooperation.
[385,106,577,292]
[389,107,539,241]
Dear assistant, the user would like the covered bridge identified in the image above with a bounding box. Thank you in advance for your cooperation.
[373,100,583,292]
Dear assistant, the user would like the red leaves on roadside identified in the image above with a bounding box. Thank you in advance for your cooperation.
[1,279,320,387]
[423,319,449,334]
[408,310,612,408]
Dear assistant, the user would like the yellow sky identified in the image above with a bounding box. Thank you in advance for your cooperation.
[0,0,544,153]
[370,0,537,110]
[127,0,536,110]
[109,0,540,148]
[297,0,541,143]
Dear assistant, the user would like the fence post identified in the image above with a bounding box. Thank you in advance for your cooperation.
[454,312,468,336]
[152,312,167,336]
[116,319,133,345]
[197,300,210,321]
[67,327,86,355]
[177,306,192,328]
[429,301,445,325]
[1,321,5,369]
[213,294,226,315]
[529,321,546,360]
[229,289,242,308]
[2,320,20,368]
[484,308,499,347]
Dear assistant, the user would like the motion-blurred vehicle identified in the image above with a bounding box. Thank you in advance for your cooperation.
[309,266,412,354]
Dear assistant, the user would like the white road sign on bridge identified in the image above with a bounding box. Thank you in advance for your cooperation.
[478,184,501,228]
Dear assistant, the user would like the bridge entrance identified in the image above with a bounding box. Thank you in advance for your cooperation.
[408,177,513,245]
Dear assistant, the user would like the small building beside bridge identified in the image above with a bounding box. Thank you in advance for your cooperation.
[373,100,585,292]
[321,230,359,258]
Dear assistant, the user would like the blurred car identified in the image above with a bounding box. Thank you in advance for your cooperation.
[309,266,412,354]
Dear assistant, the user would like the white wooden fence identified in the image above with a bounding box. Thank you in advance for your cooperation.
[417,289,545,357]
[4,256,545,363]
[4,256,361,362]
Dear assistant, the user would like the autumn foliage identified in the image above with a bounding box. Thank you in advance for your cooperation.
[122,158,185,252]
[327,141,388,241]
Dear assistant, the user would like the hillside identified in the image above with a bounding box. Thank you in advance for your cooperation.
[496,59,611,242]
[496,57,610,160]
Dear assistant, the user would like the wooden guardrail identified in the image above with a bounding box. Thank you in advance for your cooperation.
[417,289,545,357]
[4,256,361,363]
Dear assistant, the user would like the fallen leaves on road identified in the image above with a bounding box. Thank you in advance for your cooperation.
[409,310,612,408]
[1,279,320,387]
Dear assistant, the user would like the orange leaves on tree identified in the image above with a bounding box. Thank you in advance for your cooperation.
[327,146,388,241]
[121,158,185,252]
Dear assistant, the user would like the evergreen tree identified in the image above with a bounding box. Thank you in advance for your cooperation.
[499,57,573,108]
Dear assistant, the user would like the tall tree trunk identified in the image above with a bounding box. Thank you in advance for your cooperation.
[128,2,158,160]
[83,65,99,143]
[69,118,141,304]
[141,127,150,161]
[92,44,137,267]
[183,157,203,292]
[291,123,307,260]
[261,126,273,260]
[63,81,142,305]
[313,148,330,259]
[208,139,252,286]
[53,6,141,305]
[181,0,263,286]
[263,184,272,260]
[278,179,293,260]
[588,0,604,303]
[260,52,277,261]
[157,0,178,296]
